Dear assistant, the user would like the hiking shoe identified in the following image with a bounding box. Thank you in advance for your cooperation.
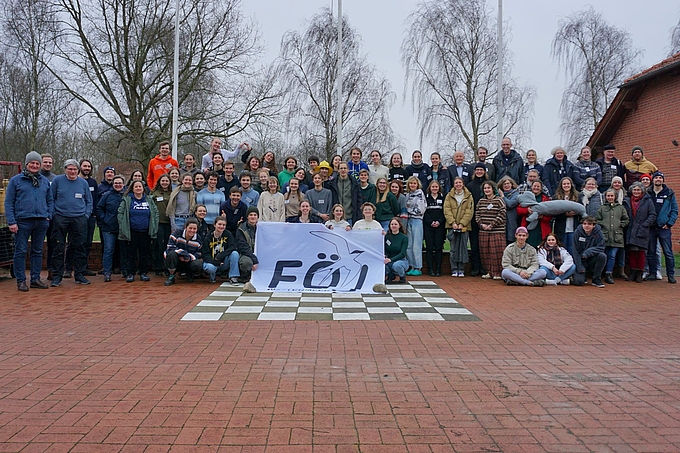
[18,281,29,292]
[505,280,518,286]
[668,275,676,284]
[50,277,62,287]
[591,279,605,288]
[126,275,135,283]
[604,273,615,284]
[140,274,150,282]
[531,279,545,287]
[30,279,49,289]
[75,276,91,285]
[164,275,175,286]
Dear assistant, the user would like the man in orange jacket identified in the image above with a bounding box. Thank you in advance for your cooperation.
[147,141,178,189]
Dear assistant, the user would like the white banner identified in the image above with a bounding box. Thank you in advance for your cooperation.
[250,223,384,293]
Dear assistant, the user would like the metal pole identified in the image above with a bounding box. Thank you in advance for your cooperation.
[171,0,180,160]
[497,0,503,152]
[336,0,343,158]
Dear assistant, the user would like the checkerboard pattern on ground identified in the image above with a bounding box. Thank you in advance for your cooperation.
[181,280,479,321]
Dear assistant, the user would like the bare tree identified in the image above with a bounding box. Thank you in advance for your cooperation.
[45,0,280,164]
[670,15,680,56]
[0,0,78,163]
[278,7,398,162]
[552,6,642,155]
[401,0,534,159]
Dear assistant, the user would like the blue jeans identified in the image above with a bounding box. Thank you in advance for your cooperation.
[379,220,390,231]
[407,218,423,269]
[604,247,621,273]
[647,228,675,277]
[203,250,240,279]
[13,218,49,283]
[386,258,409,278]
[101,231,118,275]
[539,264,576,281]
[563,232,574,258]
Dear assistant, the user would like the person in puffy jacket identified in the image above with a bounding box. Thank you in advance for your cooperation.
[596,189,629,285]
[96,175,125,281]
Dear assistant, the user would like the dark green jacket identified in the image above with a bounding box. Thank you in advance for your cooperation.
[596,203,629,248]
[117,195,159,241]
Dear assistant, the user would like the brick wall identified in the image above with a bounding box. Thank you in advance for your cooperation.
[609,75,680,252]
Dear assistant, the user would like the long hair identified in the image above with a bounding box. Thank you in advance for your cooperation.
[375,177,389,204]
[555,177,578,201]
[388,217,406,234]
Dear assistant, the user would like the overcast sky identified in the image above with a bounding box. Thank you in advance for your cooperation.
[241,0,679,162]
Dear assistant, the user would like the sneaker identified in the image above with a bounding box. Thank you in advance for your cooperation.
[656,270,663,280]
[186,274,194,283]
[406,269,416,276]
[75,276,91,285]
[458,272,465,278]
[30,279,49,289]
[63,271,73,278]
[398,276,407,284]
[126,275,134,283]
[451,271,458,277]
[140,274,150,282]
[17,281,29,292]
[104,274,112,282]
[560,278,570,286]
[591,279,605,288]
[492,275,502,280]
[545,279,558,286]
[641,271,649,280]
[604,273,615,284]
[164,275,176,286]
[505,280,518,286]
[208,276,216,283]
[481,273,492,279]
[668,275,676,284]
[531,279,545,287]
[84,269,97,276]
[411,269,422,276]
[50,278,62,287]
[229,277,239,286]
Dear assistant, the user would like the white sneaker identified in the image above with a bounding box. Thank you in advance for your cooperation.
[656,270,663,280]
[560,278,570,286]
[545,279,558,285]
[642,271,649,280]
[451,271,459,277]
[492,275,502,280]
[481,273,492,279]
[458,272,465,278]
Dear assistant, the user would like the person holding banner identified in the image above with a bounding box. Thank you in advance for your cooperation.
[352,202,383,231]
[236,206,260,282]
[385,218,409,284]
[325,204,352,231]
[288,200,323,224]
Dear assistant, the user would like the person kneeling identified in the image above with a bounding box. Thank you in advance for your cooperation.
[385,217,409,284]
[164,218,203,285]
[501,226,547,286]
[236,206,259,282]
[572,216,607,288]
[202,215,240,285]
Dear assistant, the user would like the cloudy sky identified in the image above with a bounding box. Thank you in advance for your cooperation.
[241,0,679,161]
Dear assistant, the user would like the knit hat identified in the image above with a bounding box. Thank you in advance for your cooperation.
[652,171,664,181]
[25,151,42,166]
[246,206,259,217]
[640,173,652,181]
[515,226,528,235]
[103,165,115,174]
[631,146,644,155]
[474,162,486,170]
[64,158,79,169]
[316,160,333,176]
[603,144,616,151]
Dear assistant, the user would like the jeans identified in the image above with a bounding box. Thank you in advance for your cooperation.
[604,247,621,273]
[501,268,547,285]
[13,218,49,283]
[563,232,574,258]
[379,220,390,231]
[51,214,87,278]
[203,250,240,279]
[386,258,409,278]
[539,264,576,281]
[407,218,423,269]
[101,231,118,275]
[647,227,675,277]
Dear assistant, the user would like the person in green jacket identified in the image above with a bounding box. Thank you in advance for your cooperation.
[384,217,409,284]
[374,177,399,230]
[118,180,159,282]
[596,189,630,284]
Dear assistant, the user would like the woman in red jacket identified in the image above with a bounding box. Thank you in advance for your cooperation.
[516,180,552,248]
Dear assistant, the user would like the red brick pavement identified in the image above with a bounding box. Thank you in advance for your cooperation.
[1,273,679,452]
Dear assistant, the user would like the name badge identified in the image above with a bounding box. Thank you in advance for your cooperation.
[462,171,468,176]
[413,173,419,177]
[657,199,664,203]
[318,199,324,204]
[611,165,617,170]
[584,167,589,171]
[219,188,225,192]
[486,203,493,210]
[285,200,290,204]
[386,240,392,246]
[89,186,95,191]
[427,175,432,180]
[437,199,443,204]
[75,193,83,199]
[234,209,238,214]
[578,237,586,242]
[214,199,221,204]
[156,196,164,202]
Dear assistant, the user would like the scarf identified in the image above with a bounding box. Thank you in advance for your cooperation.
[544,245,563,268]
[22,170,41,187]
[580,187,599,207]
[631,194,642,217]
[167,184,196,217]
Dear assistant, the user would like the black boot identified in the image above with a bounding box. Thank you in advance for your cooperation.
[426,253,435,276]
[604,272,614,284]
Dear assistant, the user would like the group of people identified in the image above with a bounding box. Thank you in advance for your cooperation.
[4,137,676,291]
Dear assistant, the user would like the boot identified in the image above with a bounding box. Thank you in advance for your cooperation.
[613,266,627,280]
[435,262,441,277]
[426,254,435,277]
[434,250,443,276]
[627,269,636,282]
[635,269,643,283]
[604,272,615,284]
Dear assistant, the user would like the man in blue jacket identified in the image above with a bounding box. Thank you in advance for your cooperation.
[49,159,93,286]
[647,171,677,284]
[572,216,607,288]
[4,151,54,292]
[492,137,524,185]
